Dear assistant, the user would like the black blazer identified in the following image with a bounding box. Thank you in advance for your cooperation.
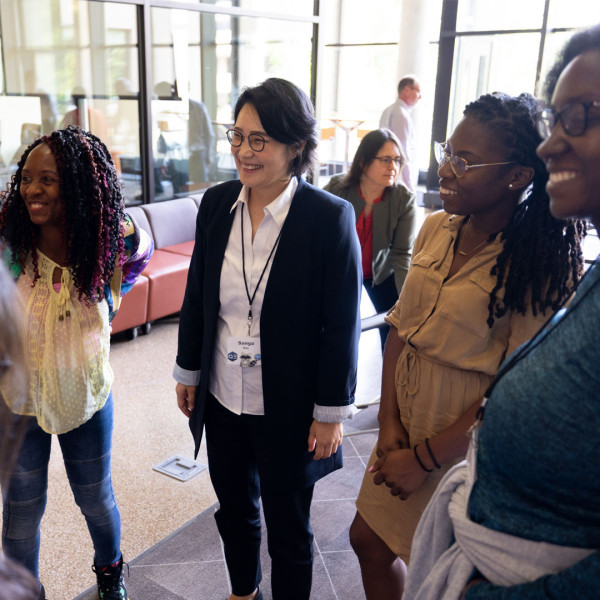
[176,177,362,491]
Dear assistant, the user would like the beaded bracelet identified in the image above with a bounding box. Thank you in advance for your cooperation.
[424,437,441,470]
[413,444,433,473]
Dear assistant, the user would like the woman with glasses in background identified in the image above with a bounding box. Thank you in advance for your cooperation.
[324,128,418,350]
[349,91,585,600]
[174,78,361,600]
[404,24,600,600]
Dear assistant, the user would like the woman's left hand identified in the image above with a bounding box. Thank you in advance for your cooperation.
[308,420,343,460]
[369,448,429,500]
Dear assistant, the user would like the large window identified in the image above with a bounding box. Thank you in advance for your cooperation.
[428,0,600,191]
[0,0,140,203]
[149,6,313,200]
[318,0,443,185]
[0,0,316,205]
[0,0,597,203]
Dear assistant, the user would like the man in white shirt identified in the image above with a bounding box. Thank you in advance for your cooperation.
[379,76,421,191]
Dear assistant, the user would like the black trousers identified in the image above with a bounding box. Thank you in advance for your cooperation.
[364,273,400,350]
[205,394,315,600]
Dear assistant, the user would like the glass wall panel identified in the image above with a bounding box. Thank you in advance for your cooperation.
[456,0,545,32]
[150,6,313,199]
[220,0,314,17]
[547,0,600,29]
[321,0,403,44]
[0,0,140,204]
[318,0,442,185]
[320,45,401,173]
[447,33,541,138]
[164,0,315,17]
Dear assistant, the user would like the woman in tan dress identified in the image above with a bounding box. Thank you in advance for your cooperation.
[349,92,586,600]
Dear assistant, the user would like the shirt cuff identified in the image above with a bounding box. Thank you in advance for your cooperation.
[313,403,358,423]
[173,363,201,386]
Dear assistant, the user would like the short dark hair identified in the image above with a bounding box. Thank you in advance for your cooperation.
[543,24,600,101]
[398,76,417,95]
[234,78,318,177]
[342,128,404,189]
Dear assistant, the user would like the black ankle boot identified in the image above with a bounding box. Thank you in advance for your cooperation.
[91,555,129,600]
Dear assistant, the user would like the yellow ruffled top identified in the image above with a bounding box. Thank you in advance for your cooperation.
[2,250,113,434]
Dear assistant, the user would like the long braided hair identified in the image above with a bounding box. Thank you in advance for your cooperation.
[463,93,585,327]
[0,126,125,302]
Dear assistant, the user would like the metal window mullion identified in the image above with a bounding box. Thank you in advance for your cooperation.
[427,0,458,191]
[137,2,155,204]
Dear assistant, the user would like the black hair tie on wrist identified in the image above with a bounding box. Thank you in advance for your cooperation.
[413,444,433,473]
[424,437,441,470]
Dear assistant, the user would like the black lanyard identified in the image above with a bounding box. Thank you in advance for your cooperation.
[240,204,283,335]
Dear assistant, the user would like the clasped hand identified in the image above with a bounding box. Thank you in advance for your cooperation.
[369,447,428,501]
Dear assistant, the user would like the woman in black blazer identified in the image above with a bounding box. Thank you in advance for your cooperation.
[174,78,362,600]
[324,129,417,349]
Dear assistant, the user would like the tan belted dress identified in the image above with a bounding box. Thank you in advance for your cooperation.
[355,210,549,563]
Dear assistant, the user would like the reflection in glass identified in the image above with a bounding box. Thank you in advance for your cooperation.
[0,0,141,205]
[150,7,313,199]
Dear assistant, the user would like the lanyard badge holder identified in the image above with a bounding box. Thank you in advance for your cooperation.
[227,205,282,368]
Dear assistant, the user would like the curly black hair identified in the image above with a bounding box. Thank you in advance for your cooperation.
[462,92,585,327]
[0,126,125,302]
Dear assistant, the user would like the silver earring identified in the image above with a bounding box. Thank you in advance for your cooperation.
[509,184,514,189]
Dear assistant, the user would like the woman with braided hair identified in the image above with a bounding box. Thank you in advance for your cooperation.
[0,126,153,600]
[349,92,585,600]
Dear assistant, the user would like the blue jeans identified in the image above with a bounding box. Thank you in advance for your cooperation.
[1,393,121,579]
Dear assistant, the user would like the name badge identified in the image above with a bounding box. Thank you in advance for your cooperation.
[226,336,262,367]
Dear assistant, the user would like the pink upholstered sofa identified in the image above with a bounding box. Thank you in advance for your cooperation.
[110,193,204,338]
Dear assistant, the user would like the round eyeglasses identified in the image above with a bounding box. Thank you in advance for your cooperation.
[536,100,600,140]
[373,156,404,168]
[226,129,269,152]
[434,141,514,178]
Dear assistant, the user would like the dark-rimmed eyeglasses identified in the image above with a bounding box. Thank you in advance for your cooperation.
[226,129,270,152]
[434,141,514,178]
[536,100,600,139]
[373,156,404,168]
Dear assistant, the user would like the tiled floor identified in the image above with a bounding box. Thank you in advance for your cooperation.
[74,404,379,600]
[69,294,383,600]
